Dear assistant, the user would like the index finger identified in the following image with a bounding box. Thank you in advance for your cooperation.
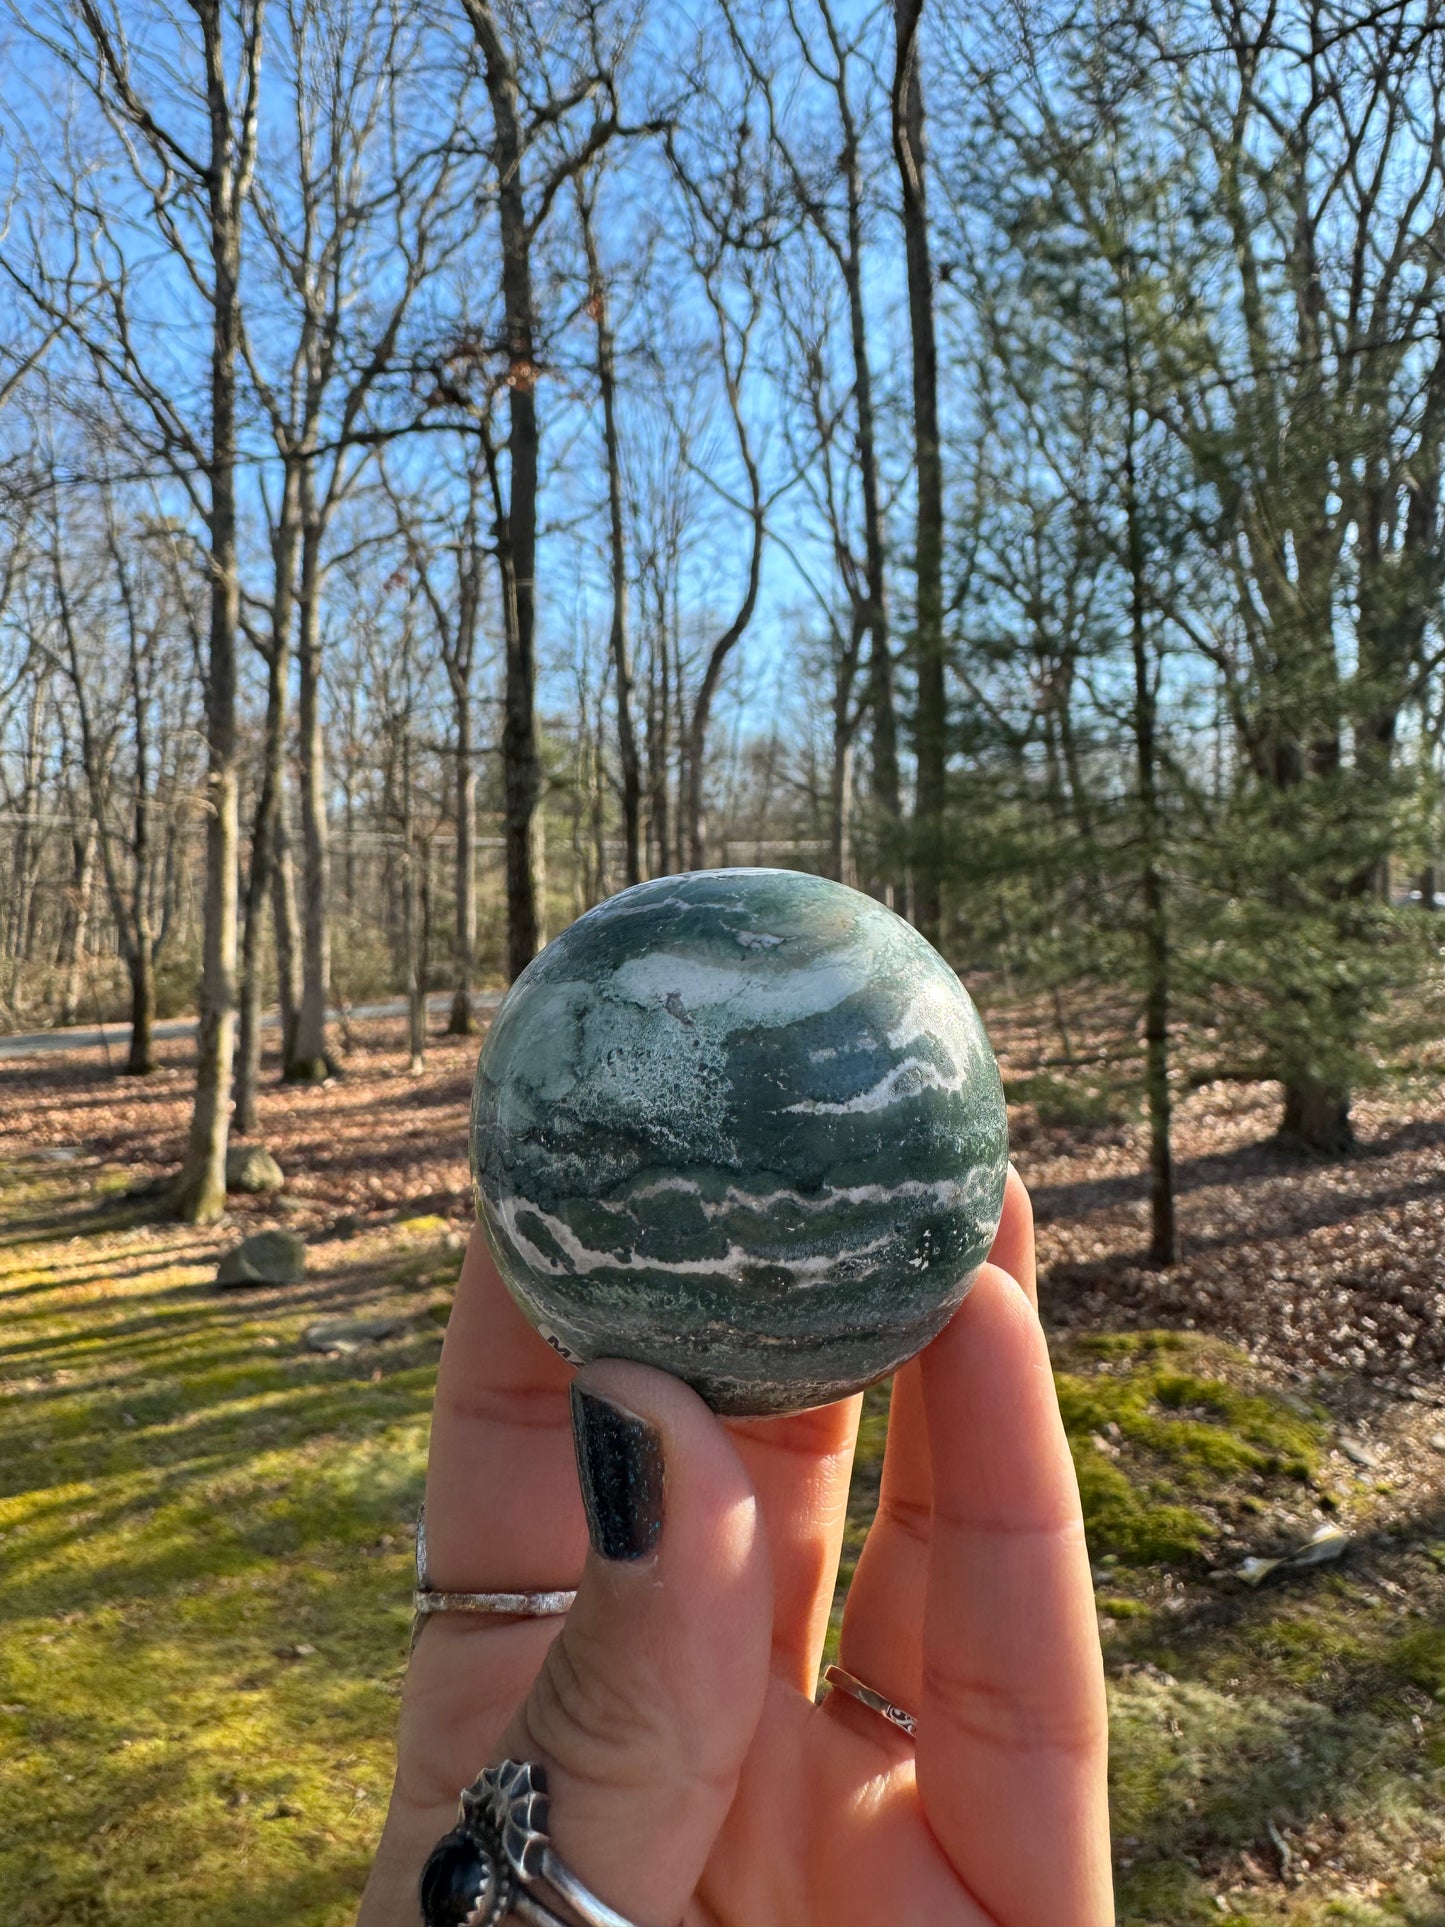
[917,1265,1112,1925]
[424,1224,585,1595]
[365,1229,588,1909]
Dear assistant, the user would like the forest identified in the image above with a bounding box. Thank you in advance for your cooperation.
[0,0,1442,1240]
[3,7,1445,1923]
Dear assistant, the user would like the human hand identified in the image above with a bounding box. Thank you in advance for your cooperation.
[359,1168,1112,1926]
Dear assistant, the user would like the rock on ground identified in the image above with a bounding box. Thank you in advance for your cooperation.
[225,1144,285,1194]
[302,1315,408,1355]
[215,1229,306,1288]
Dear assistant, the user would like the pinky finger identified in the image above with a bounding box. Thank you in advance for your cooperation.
[916,1266,1112,1926]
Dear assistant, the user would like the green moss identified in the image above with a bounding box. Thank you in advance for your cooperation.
[1116,1857,1219,1925]
[385,1228,462,1294]
[1071,1447,1210,1563]
[1049,1334,1328,1564]
[1254,1604,1373,1690]
[1076,1329,1193,1360]
[823,1378,890,1669]
[9,1161,1443,1927]
[1110,1666,1432,1916]
[0,1196,433,1925]
[1386,1624,1445,1697]
[92,1167,137,1197]
[1097,1594,1153,1620]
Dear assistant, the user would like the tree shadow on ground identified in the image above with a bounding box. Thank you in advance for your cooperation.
[1107,1490,1445,1912]
[0,1229,453,1583]
[3,1643,386,1927]
[1030,1115,1445,1229]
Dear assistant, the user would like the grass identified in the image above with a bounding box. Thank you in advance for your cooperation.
[2,1152,1443,1925]
[1056,1330,1327,1567]
[831,1332,1444,1922]
[0,1158,439,1927]
[1051,1345,1445,1922]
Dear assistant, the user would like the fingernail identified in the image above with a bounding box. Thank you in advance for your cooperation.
[571,1384,664,1561]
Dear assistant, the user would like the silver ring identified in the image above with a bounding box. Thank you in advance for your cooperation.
[420,1758,647,1927]
[411,1507,577,1648]
[824,1663,918,1738]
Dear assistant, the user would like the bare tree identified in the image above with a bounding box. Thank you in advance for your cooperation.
[724,0,903,898]
[243,0,474,1078]
[627,403,694,877]
[456,0,641,973]
[385,440,490,1034]
[233,455,303,1134]
[3,0,267,1218]
[662,87,775,869]
[44,478,200,1075]
[893,0,946,943]
[577,170,643,887]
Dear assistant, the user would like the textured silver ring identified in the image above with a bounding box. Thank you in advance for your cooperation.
[411,1507,577,1649]
[824,1663,919,1738]
[420,1758,648,1927]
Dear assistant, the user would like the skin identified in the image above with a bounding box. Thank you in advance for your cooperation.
[360,1166,1113,1927]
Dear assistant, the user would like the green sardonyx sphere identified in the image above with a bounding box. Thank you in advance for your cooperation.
[470,869,1009,1416]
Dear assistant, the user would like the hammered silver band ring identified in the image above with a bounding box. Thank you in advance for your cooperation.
[411,1506,578,1648]
[824,1663,919,1738]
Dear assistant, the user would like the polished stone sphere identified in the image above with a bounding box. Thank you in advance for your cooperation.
[471,869,1009,1415]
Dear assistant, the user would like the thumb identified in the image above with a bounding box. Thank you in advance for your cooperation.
[431,1359,772,1927]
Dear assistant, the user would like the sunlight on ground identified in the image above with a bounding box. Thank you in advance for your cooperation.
[0,1163,436,1926]
[2,1143,1443,1924]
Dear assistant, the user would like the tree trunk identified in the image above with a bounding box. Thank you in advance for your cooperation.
[647,622,673,877]
[234,892,264,1133]
[271,776,303,1067]
[590,701,609,905]
[839,80,901,906]
[59,819,96,1026]
[581,191,642,890]
[829,728,855,887]
[1279,1074,1354,1155]
[402,734,425,1075]
[8,673,47,967]
[448,691,479,1033]
[1122,357,1176,1267]
[237,458,301,1127]
[465,4,544,980]
[683,509,764,873]
[291,497,333,1078]
[893,0,946,946]
[404,864,425,1073]
[235,654,289,1132]
[126,938,157,1078]
[175,2,248,1224]
[829,621,862,886]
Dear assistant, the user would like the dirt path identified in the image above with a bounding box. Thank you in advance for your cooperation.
[0,991,501,1060]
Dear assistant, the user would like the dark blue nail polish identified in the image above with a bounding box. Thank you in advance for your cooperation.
[571,1385,664,1561]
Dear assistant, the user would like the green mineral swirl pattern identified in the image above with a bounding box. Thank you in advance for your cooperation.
[471,869,1009,1415]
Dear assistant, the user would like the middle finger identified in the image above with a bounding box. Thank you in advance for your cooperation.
[726,1394,862,1694]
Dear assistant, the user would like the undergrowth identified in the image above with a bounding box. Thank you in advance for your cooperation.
[3,1156,1442,1926]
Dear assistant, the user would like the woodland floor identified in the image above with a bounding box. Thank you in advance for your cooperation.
[0,1000,1443,1925]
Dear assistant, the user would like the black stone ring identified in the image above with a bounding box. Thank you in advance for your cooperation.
[420,1759,646,1927]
